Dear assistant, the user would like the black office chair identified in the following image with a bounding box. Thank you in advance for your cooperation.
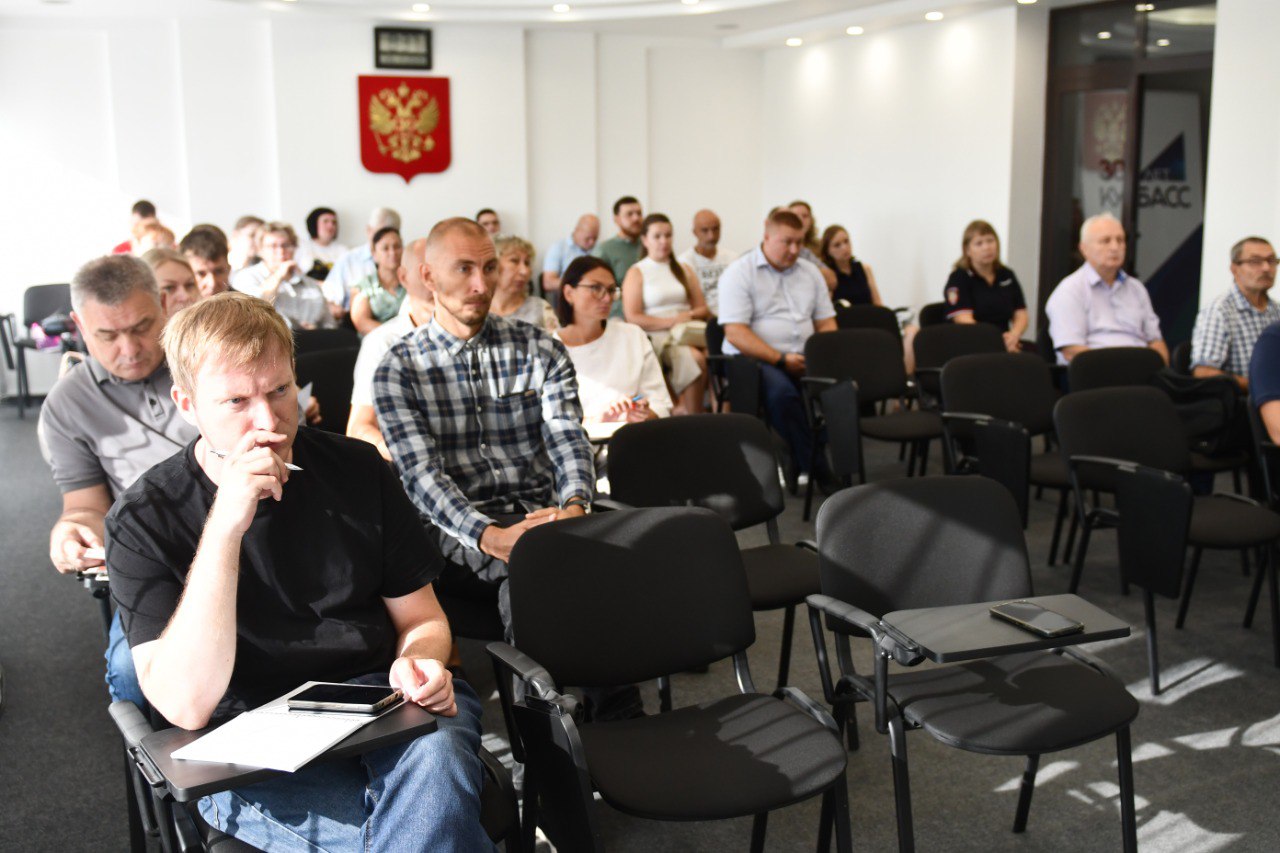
[834,303,901,340]
[916,301,947,327]
[799,380,863,521]
[1056,388,1280,664]
[911,322,1005,406]
[1172,340,1193,375]
[941,352,1072,559]
[939,413,1031,528]
[1067,346,1165,392]
[807,477,1139,852]
[4,283,72,417]
[294,347,358,434]
[805,328,942,477]
[488,508,852,853]
[292,326,359,357]
[1110,462,1194,694]
[606,414,820,691]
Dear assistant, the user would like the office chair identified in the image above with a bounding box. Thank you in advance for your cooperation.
[294,347,358,434]
[292,326,359,357]
[1066,346,1165,392]
[916,301,947,327]
[487,507,852,852]
[910,321,1005,406]
[5,283,72,417]
[807,476,1139,852]
[939,413,1031,528]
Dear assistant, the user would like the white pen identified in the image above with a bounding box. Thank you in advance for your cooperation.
[210,448,303,472]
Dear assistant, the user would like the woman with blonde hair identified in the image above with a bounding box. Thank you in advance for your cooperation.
[943,219,1028,353]
[141,247,200,318]
[491,235,557,330]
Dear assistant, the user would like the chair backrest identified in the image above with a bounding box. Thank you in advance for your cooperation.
[24,283,71,327]
[607,413,783,529]
[1054,386,1190,479]
[805,328,905,403]
[725,355,763,419]
[1171,340,1193,375]
[295,347,358,434]
[913,323,1006,371]
[820,381,862,483]
[705,317,726,356]
[1068,347,1165,392]
[835,304,901,341]
[815,477,1031,617]
[1113,464,1191,599]
[508,508,755,687]
[1247,401,1280,506]
[0,314,16,370]
[940,352,1056,435]
[942,415,1031,528]
[293,326,360,357]
[918,301,948,327]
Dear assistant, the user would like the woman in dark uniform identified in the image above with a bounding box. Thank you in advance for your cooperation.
[944,219,1028,353]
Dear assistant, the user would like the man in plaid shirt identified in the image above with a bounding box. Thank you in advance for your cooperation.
[1191,236,1280,390]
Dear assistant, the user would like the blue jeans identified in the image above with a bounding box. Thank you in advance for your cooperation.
[198,677,495,853]
[759,362,815,474]
[106,610,146,707]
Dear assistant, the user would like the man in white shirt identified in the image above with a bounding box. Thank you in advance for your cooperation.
[677,209,736,316]
[324,207,402,313]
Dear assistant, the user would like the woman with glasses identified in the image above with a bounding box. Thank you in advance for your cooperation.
[230,221,335,329]
[556,256,672,436]
[491,235,558,330]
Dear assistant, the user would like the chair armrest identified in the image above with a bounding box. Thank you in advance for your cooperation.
[941,411,995,426]
[807,594,883,642]
[486,642,556,694]
[891,306,910,316]
[592,497,632,512]
[1067,454,1145,474]
[913,367,942,380]
[109,700,155,749]
[796,539,817,554]
[774,686,840,735]
[1054,645,1124,683]
[800,376,838,390]
[1210,491,1264,508]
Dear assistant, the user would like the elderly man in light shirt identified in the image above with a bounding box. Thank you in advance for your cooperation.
[718,208,836,486]
[1046,212,1168,366]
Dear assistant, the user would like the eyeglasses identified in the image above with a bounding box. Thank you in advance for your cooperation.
[568,283,618,299]
[1237,257,1280,268]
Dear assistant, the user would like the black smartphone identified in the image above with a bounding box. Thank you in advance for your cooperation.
[989,600,1084,638]
[286,683,402,714]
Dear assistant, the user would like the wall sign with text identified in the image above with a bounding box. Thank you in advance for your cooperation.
[374,27,432,70]
[358,76,452,181]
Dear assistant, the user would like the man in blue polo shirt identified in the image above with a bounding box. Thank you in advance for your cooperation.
[542,214,599,297]
[718,208,837,486]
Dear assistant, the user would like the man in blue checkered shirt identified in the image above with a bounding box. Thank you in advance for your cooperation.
[373,217,595,632]
[1191,236,1280,390]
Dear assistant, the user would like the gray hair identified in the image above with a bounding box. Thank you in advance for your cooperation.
[1231,236,1273,264]
[368,207,401,231]
[71,255,160,312]
[1080,212,1122,243]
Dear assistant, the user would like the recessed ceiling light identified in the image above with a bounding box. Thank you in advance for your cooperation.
[682,0,700,5]
[925,11,944,22]
[1156,38,1171,47]
[411,2,430,11]
[1136,3,1156,11]
[553,3,571,13]
[1017,0,1037,5]
[1097,31,1113,40]
[846,26,865,36]
[785,37,803,47]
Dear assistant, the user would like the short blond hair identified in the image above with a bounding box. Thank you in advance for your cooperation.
[494,234,535,262]
[163,291,294,393]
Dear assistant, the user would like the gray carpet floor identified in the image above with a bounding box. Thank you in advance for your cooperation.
[2,400,1279,852]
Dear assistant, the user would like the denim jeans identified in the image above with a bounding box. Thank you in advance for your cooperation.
[106,610,146,707]
[198,676,495,852]
[759,362,815,474]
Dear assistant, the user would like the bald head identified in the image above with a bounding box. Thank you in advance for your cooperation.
[572,214,600,252]
[399,237,431,302]
[425,217,491,260]
[692,209,721,255]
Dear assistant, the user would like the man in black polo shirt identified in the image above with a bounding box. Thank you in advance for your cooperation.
[106,292,493,852]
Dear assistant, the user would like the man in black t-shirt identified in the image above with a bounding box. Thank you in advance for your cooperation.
[106,292,494,852]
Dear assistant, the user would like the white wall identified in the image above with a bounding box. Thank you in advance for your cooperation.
[1200,0,1280,305]
[758,7,1021,315]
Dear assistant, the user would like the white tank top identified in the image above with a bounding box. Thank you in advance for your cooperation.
[635,256,690,318]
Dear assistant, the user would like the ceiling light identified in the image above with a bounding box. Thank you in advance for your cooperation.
[785,37,803,47]
[1097,31,1113,39]
[1156,38,1171,47]
[682,0,700,5]
[1017,0,1037,5]
[553,3,570,12]
[411,2,430,11]
[1136,3,1156,11]
[846,26,864,36]
[925,11,944,22]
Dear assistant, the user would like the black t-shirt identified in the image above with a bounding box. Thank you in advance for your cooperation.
[944,266,1027,330]
[832,261,873,306]
[106,427,441,716]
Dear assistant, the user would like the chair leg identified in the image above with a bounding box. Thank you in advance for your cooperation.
[124,756,147,853]
[1233,465,1244,494]
[1063,507,1080,565]
[917,439,930,476]
[1144,589,1161,695]
[803,433,820,521]
[829,771,854,853]
[16,346,27,419]
[1116,727,1138,853]
[1068,518,1094,594]
[1048,490,1068,566]
[1175,547,1203,629]
[657,676,672,714]
[1012,753,1040,833]
[1268,547,1280,667]
[1244,551,1266,629]
[1242,549,1251,578]
[776,605,796,690]
[905,441,918,477]
[817,788,834,853]
[888,715,916,853]
[750,811,768,853]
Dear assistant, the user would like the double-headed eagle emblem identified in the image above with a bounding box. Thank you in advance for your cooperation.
[368,82,440,164]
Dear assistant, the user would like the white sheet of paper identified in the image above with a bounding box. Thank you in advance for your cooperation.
[84,546,106,561]
[585,420,626,442]
[298,382,314,417]
[170,683,377,772]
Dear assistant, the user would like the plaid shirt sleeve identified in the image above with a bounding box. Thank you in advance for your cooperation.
[1190,298,1230,370]
[374,343,496,551]
[539,336,595,505]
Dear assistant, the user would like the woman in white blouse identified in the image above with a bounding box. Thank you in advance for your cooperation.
[621,213,709,414]
[556,256,672,437]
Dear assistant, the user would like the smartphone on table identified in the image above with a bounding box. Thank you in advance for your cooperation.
[989,600,1084,638]
[286,683,403,714]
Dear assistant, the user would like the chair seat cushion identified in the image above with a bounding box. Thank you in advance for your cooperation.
[1189,451,1248,474]
[578,693,846,821]
[1029,453,1069,489]
[740,544,821,610]
[859,410,943,442]
[1188,495,1280,548]
[889,652,1138,756]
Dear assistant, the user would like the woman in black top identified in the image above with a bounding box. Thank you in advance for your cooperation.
[821,225,884,306]
[944,219,1028,353]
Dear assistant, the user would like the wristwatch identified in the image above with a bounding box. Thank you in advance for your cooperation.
[562,496,592,514]
[775,353,787,369]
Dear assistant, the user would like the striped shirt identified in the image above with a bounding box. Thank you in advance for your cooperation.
[373,314,594,551]
[1190,285,1280,378]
